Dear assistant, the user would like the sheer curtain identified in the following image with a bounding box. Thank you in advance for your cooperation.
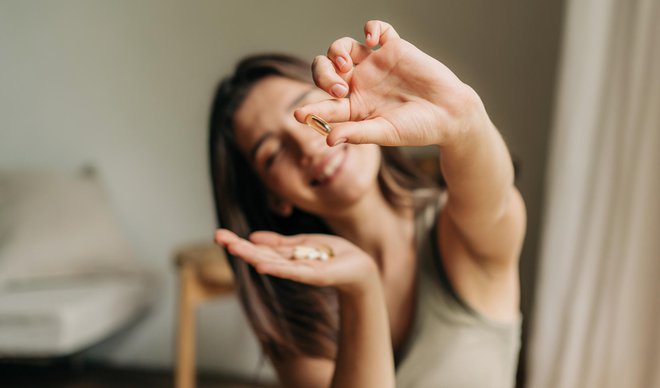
[526,0,660,387]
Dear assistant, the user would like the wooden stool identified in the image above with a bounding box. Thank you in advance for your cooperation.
[174,242,234,388]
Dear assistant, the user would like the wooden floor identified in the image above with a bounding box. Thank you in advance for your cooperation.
[0,363,279,388]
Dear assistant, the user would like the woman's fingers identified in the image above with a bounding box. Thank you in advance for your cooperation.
[314,37,371,98]
[250,231,340,254]
[222,230,368,288]
[234,241,333,286]
[312,55,349,98]
[295,104,404,146]
[327,117,400,146]
[217,229,290,265]
[313,37,370,97]
[225,231,333,286]
[250,231,308,246]
[293,98,351,125]
[215,228,242,246]
[326,36,371,72]
[295,100,400,147]
[256,261,331,286]
[364,20,400,47]
[248,230,281,245]
[226,239,284,264]
[313,20,398,98]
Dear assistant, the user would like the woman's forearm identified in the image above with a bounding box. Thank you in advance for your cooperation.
[438,92,516,223]
[331,272,395,388]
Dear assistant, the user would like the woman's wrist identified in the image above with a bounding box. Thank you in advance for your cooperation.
[432,84,494,149]
[337,261,382,301]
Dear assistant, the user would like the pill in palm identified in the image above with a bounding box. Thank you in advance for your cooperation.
[292,245,335,261]
[292,246,316,260]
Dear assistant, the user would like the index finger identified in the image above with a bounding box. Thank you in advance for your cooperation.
[293,97,351,125]
[249,231,309,247]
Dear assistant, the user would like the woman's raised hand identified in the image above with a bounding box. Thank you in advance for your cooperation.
[294,20,490,148]
[215,229,380,296]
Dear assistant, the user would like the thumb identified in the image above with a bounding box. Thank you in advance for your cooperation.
[327,117,399,147]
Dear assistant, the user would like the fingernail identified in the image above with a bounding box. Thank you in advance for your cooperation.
[366,33,372,42]
[332,138,347,146]
[336,56,347,69]
[331,84,347,97]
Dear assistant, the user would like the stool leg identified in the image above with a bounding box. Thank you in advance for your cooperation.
[176,263,197,388]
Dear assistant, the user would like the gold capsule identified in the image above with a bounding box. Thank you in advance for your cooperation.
[305,114,332,136]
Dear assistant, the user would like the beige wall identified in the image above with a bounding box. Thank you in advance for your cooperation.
[0,0,564,380]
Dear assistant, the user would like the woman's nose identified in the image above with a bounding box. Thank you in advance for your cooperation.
[292,124,328,165]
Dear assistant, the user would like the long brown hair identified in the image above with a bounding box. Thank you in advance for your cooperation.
[209,53,435,360]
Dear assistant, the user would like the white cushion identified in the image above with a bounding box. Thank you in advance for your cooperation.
[0,275,156,356]
[0,170,140,289]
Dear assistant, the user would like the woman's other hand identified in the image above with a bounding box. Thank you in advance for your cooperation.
[215,229,380,297]
[294,20,490,148]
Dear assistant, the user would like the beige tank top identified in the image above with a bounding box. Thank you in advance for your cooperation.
[395,190,521,388]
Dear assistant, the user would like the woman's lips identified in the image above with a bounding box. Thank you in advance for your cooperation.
[310,146,347,187]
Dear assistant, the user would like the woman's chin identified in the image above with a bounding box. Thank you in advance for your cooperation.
[301,144,381,214]
[318,170,380,209]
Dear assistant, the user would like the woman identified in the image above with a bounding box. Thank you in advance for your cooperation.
[211,20,525,388]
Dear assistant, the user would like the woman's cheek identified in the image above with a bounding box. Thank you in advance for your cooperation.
[266,164,307,197]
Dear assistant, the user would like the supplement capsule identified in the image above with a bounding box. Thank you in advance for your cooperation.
[292,246,315,260]
[305,114,333,136]
[291,245,335,261]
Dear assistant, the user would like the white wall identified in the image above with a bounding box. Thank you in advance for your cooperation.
[0,0,563,380]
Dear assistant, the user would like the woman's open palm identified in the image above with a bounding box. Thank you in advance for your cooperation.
[215,229,378,295]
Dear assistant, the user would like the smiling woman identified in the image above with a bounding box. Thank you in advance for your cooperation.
[209,52,431,360]
[209,20,525,388]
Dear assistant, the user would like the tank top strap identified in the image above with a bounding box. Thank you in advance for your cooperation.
[413,188,446,252]
[414,189,522,326]
[396,189,522,388]
[413,188,484,321]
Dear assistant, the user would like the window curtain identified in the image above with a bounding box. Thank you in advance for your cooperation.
[526,0,660,386]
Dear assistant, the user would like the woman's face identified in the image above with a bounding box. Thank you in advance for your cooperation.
[233,76,381,218]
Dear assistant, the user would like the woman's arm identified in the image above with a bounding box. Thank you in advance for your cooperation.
[331,272,393,388]
[438,104,526,268]
[436,99,526,321]
[270,275,394,388]
[295,19,526,319]
[215,230,395,388]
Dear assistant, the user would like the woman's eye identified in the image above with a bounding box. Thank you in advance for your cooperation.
[264,146,282,170]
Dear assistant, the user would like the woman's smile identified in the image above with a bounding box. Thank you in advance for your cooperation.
[310,144,348,187]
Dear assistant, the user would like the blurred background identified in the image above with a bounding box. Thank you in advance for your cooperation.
[1,0,657,387]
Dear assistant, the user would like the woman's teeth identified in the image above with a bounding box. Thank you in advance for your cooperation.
[316,153,343,183]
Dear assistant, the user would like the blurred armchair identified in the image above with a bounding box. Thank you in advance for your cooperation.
[0,167,156,359]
